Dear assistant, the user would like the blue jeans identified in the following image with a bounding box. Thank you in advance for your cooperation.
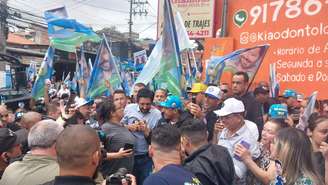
[133,154,153,185]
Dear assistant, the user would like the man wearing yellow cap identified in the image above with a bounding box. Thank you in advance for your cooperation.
[186,83,207,119]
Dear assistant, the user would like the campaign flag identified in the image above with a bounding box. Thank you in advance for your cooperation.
[153,0,184,96]
[134,37,163,87]
[135,0,185,97]
[87,36,123,99]
[174,12,193,51]
[76,46,91,97]
[26,62,37,82]
[175,11,197,87]
[121,70,134,96]
[205,45,269,85]
[31,47,55,99]
[133,50,147,72]
[205,56,226,84]
[44,7,101,52]
[296,91,318,131]
[269,63,279,98]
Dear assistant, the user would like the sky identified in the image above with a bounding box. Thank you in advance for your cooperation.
[8,0,158,39]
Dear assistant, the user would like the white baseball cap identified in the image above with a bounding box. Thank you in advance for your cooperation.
[74,97,93,109]
[214,98,245,117]
[205,86,222,100]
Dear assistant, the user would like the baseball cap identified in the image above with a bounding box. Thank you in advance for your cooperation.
[205,86,222,100]
[0,128,26,153]
[214,98,245,117]
[254,85,270,95]
[297,94,304,102]
[269,104,288,119]
[189,83,208,93]
[283,89,297,98]
[74,97,94,109]
[159,96,183,110]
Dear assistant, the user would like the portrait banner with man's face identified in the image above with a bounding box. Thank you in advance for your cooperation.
[87,39,123,99]
[205,45,269,85]
[76,45,91,97]
[133,50,147,72]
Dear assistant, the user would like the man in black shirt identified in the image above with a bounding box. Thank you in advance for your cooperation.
[232,72,264,134]
[181,119,235,185]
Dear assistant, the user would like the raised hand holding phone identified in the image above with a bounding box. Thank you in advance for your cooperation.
[234,140,251,161]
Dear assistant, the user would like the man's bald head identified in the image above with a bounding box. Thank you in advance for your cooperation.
[56,125,100,170]
[0,105,10,125]
[21,112,42,130]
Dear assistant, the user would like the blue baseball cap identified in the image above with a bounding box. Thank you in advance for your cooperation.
[269,104,288,119]
[283,89,297,98]
[159,96,183,110]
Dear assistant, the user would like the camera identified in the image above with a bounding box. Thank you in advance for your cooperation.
[106,168,131,185]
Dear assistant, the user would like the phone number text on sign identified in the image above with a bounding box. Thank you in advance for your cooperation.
[234,0,327,27]
[187,30,210,37]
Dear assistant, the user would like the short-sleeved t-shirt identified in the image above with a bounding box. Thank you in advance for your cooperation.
[143,164,202,185]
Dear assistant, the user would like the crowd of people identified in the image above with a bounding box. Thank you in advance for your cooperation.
[0,71,328,185]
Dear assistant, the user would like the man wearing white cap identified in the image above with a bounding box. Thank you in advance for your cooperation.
[203,86,224,142]
[214,98,260,185]
[74,97,93,121]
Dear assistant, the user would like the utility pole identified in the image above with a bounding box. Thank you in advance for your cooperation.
[0,0,8,54]
[128,0,148,59]
[128,0,133,60]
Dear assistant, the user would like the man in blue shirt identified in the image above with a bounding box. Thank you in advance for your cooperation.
[144,124,202,185]
[121,88,162,185]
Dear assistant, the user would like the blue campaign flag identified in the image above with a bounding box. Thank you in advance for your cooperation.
[26,62,37,82]
[205,45,269,85]
[152,0,185,96]
[205,56,226,84]
[44,7,100,52]
[76,45,91,97]
[134,37,163,87]
[32,47,55,99]
[87,36,123,99]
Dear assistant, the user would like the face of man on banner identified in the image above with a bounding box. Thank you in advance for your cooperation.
[99,46,112,80]
[239,47,261,70]
[141,56,146,64]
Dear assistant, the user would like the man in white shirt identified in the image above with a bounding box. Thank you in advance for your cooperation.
[214,98,260,185]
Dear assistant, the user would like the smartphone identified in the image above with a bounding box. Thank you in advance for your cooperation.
[191,94,196,104]
[123,143,134,150]
[234,140,250,161]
